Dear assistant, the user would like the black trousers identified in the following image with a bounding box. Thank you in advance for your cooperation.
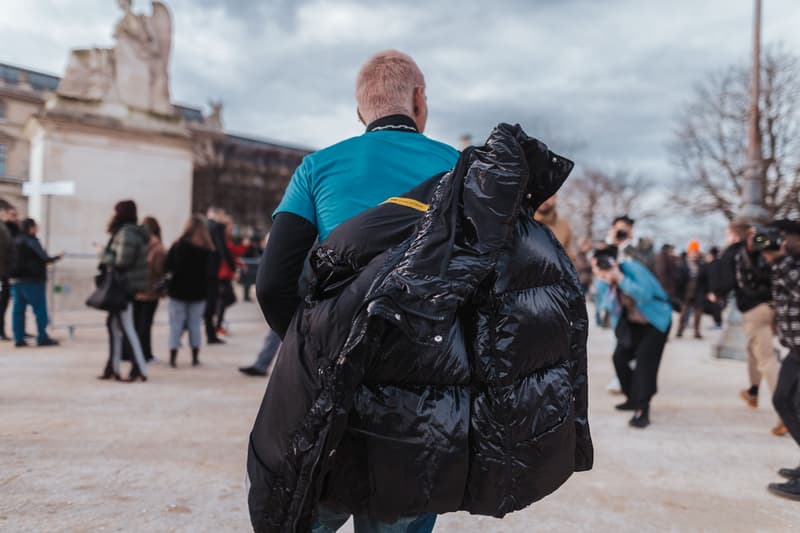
[133,300,159,360]
[204,278,220,340]
[613,320,670,409]
[773,352,800,447]
[0,277,9,336]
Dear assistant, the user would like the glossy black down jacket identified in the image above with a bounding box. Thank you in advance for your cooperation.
[247,123,593,532]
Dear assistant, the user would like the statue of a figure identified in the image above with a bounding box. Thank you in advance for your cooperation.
[57,0,173,116]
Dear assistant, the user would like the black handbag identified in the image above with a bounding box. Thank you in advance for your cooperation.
[86,231,129,312]
[86,265,129,311]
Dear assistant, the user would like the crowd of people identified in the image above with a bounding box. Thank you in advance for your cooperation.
[0,197,269,382]
[534,194,800,500]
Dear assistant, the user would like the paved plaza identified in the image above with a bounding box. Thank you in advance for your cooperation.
[1,301,799,532]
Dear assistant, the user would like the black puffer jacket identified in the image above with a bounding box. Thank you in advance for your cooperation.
[247,124,593,532]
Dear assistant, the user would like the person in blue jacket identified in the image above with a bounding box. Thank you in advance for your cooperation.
[595,216,673,428]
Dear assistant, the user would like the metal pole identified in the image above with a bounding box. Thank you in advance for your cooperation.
[713,0,766,361]
[740,0,767,222]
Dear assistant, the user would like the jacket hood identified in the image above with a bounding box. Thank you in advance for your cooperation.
[482,123,574,212]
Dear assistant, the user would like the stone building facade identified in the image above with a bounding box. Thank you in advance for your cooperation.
[0,61,310,241]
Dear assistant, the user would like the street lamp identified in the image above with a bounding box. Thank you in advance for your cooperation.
[740,0,768,222]
[714,0,766,361]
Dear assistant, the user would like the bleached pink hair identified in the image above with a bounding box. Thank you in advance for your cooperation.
[355,50,425,124]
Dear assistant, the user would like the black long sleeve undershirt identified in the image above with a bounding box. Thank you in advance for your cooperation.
[256,212,318,340]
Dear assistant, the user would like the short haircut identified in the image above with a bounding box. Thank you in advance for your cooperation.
[356,50,424,124]
[21,218,37,233]
[728,219,751,240]
[613,215,635,226]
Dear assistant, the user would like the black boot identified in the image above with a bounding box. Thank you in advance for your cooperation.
[127,364,147,383]
[629,405,650,429]
[170,349,177,368]
[768,479,800,501]
[97,359,121,381]
[192,347,200,367]
[778,465,800,480]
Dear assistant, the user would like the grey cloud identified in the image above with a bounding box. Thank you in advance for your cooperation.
[4,0,800,242]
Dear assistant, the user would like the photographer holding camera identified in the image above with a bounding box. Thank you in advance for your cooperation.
[733,224,787,436]
[757,220,800,501]
[595,216,673,428]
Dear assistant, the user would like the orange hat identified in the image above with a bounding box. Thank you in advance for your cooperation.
[686,240,701,254]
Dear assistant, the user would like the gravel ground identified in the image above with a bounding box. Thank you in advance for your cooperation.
[1,301,798,532]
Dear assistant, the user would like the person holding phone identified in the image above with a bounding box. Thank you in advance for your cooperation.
[595,215,673,428]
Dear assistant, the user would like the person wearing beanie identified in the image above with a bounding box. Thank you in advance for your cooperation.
[676,239,709,339]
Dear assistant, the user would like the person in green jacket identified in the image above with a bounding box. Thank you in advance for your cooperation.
[97,200,150,382]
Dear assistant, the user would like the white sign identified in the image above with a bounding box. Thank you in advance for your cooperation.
[22,181,76,197]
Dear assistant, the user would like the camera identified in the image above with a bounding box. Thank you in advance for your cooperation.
[752,225,784,252]
[593,246,618,271]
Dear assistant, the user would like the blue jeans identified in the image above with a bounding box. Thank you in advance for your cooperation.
[312,505,436,533]
[168,298,206,350]
[252,329,281,372]
[11,282,50,343]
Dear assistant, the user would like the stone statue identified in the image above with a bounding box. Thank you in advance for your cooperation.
[206,100,223,130]
[57,0,173,116]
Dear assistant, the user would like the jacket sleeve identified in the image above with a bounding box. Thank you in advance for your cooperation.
[27,238,57,263]
[150,244,166,281]
[256,213,318,339]
[711,245,738,296]
[217,227,237,271]
[773,256,800,300]
[618,263,659,303]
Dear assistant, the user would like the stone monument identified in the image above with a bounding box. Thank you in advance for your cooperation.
[58,0,173,116]
[23,0,193,256]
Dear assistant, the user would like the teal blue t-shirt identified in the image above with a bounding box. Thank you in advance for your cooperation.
[274,130,459,241]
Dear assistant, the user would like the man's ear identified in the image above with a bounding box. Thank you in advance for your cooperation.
[413,87,423,113]
[357,108,365,126]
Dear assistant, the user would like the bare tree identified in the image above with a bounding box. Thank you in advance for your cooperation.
[669,47,800,220]
[560,167,655,240]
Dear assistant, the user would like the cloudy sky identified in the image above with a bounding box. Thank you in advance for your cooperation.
[3,0,800,241]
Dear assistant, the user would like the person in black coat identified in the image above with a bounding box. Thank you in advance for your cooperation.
[714,220,783,434]
[9,218,61,347]
[0,201,20,341]
[165,215,213,367]
[204,206,236,344]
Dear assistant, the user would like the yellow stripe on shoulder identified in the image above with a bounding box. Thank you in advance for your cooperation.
[382,197,429,212]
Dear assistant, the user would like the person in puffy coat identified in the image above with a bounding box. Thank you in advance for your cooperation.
[97,200,150,382]
[247,124,593,532]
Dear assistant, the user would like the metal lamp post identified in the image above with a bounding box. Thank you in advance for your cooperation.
[714,0,766,360]
[740,0,767,222]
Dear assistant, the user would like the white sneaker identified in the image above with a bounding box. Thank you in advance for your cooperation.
[606,377,622,395]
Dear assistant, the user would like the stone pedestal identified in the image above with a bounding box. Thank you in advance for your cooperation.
[23,100,193,254]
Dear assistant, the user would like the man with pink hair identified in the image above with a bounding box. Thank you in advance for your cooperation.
[252,50,458,532]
